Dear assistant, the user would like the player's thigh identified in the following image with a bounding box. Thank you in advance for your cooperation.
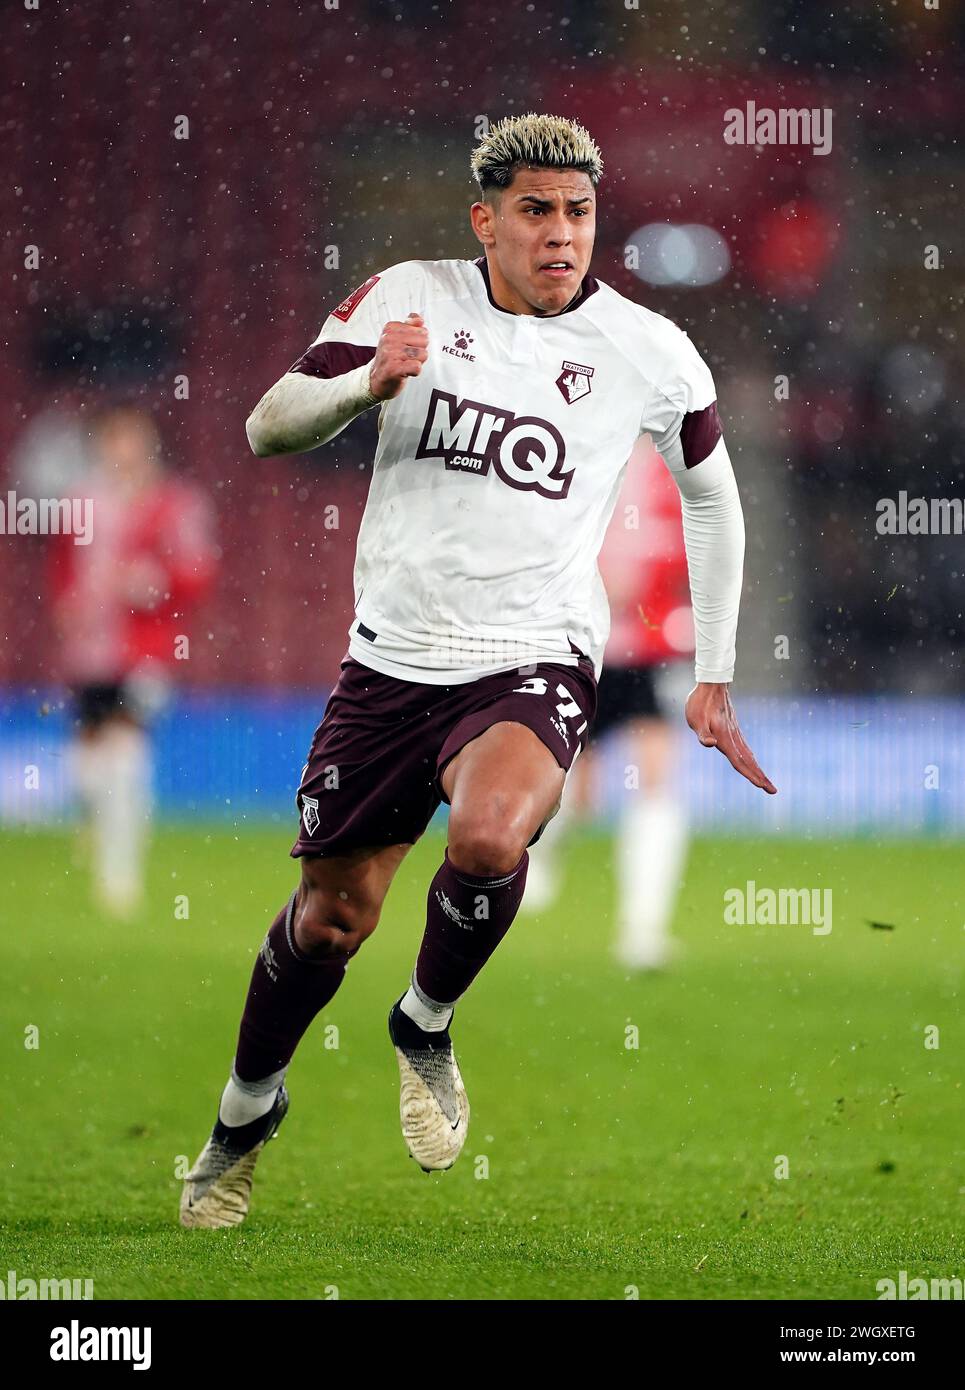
[442,721,565,871]
[293,841,413,956]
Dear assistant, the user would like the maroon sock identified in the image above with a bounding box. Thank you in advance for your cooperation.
[234,892,351,1082]
[414,849,529,1005]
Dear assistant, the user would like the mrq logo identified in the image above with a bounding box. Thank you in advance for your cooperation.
[415,389,573,499]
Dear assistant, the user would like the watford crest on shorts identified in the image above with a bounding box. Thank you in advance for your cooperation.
[555,360,594,404]
[301,795,320,836]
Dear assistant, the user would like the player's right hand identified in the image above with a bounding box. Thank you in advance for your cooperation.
[368,312,429,400]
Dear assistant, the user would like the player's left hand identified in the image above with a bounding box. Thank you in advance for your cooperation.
[685,682,777,794]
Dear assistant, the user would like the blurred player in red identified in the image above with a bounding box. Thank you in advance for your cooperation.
[523,437,693,969]
[51,405,218,917]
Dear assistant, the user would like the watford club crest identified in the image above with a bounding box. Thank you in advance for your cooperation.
[300,794,320,836]
[555,360,594,404]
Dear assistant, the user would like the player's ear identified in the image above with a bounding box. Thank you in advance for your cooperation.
[470,199,496,247]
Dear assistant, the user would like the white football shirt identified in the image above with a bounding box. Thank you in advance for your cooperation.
[290,257,740,685]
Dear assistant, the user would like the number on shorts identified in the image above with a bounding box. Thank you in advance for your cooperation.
[512,676,548,695]
[513,676,587,737]
[555,682,588,736]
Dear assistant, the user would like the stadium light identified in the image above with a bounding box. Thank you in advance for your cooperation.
[628,223,731,288]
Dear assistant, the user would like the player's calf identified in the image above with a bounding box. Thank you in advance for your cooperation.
[389,846,531,1171]
[385,721,562,1170]
[180,846,407,1228]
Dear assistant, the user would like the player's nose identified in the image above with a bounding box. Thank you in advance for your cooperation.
[544,221,572,247]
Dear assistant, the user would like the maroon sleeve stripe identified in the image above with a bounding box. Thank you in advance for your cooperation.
[679,401,722,469]
[287,341,376,378]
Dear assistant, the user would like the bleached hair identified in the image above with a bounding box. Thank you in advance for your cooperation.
[470,113,603,193]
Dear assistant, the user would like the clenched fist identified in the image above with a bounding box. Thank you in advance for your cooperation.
[368,312,429,400]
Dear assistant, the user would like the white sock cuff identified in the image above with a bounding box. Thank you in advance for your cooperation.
[229,1064,287,1097]
[410,971,455,1014]
[400,974,455,1032]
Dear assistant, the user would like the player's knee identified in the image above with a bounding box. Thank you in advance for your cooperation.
[447,810,529,878]
[292,886,379,959]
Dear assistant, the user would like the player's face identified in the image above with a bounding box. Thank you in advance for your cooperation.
[471,167,596,316]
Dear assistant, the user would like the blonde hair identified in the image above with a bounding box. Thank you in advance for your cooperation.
[471,113,603,193]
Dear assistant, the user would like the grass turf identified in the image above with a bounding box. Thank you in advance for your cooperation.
[1,827,962,1300]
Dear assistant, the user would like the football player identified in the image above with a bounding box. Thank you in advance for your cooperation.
[181,113,775,1228]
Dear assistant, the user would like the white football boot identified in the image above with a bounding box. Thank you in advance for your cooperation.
[179,1086,289,1229]
[388,1001,469,1172]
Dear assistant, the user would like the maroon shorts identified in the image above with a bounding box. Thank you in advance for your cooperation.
[291,655,598,858]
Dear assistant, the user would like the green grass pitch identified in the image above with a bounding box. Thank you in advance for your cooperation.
[1,826,961,1300]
